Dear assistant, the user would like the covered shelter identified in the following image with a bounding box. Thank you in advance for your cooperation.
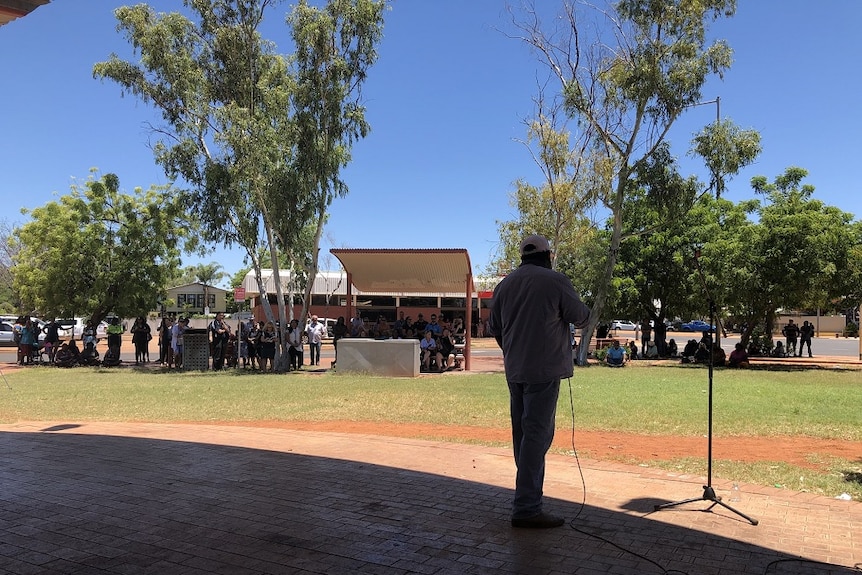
[330,248,475,370]
[0,1,50,27]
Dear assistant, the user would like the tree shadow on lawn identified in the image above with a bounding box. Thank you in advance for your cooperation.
[0,428,859,574]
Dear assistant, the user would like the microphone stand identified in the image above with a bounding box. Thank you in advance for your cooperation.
[653,252,758,525]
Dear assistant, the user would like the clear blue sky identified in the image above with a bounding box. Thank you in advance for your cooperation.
[1,1,859,287]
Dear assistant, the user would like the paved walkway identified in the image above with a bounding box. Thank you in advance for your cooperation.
[1,421,859,575]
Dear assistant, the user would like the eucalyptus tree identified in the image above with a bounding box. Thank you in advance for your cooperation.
[11,172,192,325]
[0,219,21,313]
[94,0,385,370]
[510,0,749,363]
[492,93,603,278]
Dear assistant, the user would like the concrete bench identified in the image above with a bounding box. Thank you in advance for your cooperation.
[336,338,420,377]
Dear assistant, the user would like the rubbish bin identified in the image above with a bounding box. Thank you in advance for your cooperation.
[183,328,210,371]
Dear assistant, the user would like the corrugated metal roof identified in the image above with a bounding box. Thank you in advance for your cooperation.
[242,269,348,296]
[330,248,473,294]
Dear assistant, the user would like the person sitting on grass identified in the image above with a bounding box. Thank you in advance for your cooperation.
[605,340,626,367]
[681,339,698,363]
[728,342,750,368]
[644,340,659,359]
[627,340,638,360]
[771,340,787,358]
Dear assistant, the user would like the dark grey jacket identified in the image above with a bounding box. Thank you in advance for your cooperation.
[488,262,590,382]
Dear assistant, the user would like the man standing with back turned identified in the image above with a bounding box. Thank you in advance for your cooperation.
[489,234,591,528]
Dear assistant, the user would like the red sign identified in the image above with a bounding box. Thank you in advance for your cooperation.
[234,287,246,301]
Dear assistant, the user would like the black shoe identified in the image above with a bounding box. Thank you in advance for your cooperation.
[511,512,565,529]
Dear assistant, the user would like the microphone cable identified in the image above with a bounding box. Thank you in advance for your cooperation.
[563,375,691,575]
[563,375,859,575]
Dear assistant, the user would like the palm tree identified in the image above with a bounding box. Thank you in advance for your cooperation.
[192,263,227,315]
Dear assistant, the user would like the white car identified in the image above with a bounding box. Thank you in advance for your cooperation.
[0,317,47,343]
[610,320,637,331]
[56,318,109,340]
[0,321,16,345]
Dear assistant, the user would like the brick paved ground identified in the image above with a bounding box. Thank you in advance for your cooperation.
[0,421,859,574]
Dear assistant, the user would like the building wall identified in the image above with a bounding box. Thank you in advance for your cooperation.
[164,284,227,315]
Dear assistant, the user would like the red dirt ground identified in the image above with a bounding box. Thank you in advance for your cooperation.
[221,420,862,472]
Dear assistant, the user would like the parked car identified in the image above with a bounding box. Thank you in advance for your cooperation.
[610,320,637,331]
[681,319,715,332]
[56,317,109,340]
[0,321,16,346]
[0,316,47,342]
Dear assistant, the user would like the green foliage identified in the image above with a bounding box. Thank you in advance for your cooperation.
[93,0,386,369]
[720,168,858,343]
[843,323,859,338]
[691,118,761,198]
[0,219,20,312]
[11,171,194,323]
[513,0,740,363]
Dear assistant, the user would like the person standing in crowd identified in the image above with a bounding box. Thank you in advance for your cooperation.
[489,234,591,529]
[18,317,37,365]
[306,315,326,366]
[209,312,230,370]
[798,320,815,357]
[158,316,173,366]
[107,316,124,348]
[257,321,277,371]
[782,319,799,357]
[639,318,652,354]
[170,317,188,369]
[287,318,304,370]
[246,320,261,370]
[130,317,151,365]
[42,318,61,363]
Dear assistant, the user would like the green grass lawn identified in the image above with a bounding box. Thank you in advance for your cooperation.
[1,363,860,499]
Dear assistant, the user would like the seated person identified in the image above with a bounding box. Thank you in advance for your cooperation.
[425,314,442,336]
[771,340,787,358]
[627,340,638,360]
[375,316,391,338]
[605,340,626,367]
[727,342,750,368]
[413,314,428,336]
[350,312,364,337]
[420,330,443,371]
[54,342,77,367]
[644,340,659,359]
[694,342,710,363]
[681,338,699,363]
[438,328,456,369]
[667,338,678,357]
[452,318,466,344]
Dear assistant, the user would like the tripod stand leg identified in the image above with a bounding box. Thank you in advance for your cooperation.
[654,485,758,526]
[706,499,759,525]
[653,497,704,511]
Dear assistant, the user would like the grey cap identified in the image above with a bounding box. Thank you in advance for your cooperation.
[519,234,551,256]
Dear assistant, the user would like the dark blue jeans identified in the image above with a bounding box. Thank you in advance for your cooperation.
[507,378,560,519]
[308,342,321,365]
